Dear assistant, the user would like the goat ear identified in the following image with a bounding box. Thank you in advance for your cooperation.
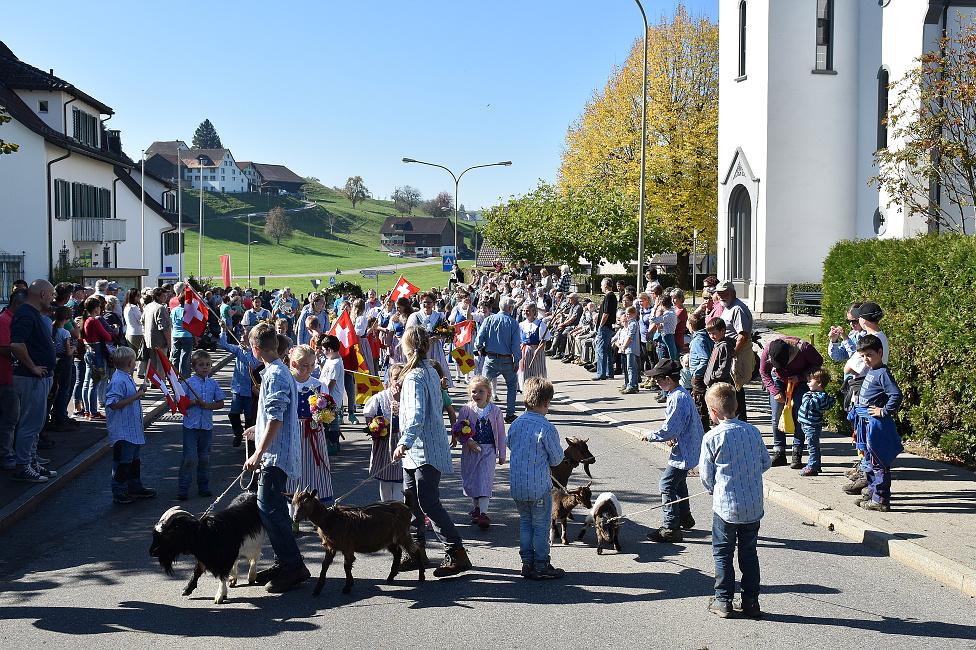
[310,489,317,498]
[282,492,293,499]
[565,437,574,445]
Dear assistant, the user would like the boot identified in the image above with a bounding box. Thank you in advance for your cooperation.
[789,450,804,469]
[770,451,788,467]
[679,511,696,530]
[432,548,472,577]
[229,413,244,447]
[646,526,683,543]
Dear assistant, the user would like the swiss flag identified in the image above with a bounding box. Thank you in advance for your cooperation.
[182,287,209,338]
[390,275,419,302]
[155,348,192,415]
[454,320,475,348]
[146,363,178,413]
[329,310,369,373]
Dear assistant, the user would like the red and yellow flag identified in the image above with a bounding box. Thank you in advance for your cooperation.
[451,347,476,375]
[351,371,385,405]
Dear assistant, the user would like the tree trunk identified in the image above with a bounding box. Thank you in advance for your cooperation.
[675,249,691,291]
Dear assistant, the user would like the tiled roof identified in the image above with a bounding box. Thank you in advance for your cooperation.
[145,140,188,158]
[0,40,112,114]
[251,163,305,185]
[476,245,509,268]
[179,148,231,168]
[114,166,195,228]
[380,216,453,235]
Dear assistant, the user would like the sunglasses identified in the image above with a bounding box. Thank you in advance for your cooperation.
[846,318,858,324]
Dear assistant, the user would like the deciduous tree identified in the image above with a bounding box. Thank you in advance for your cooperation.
[392,185,422,214]
[264,206,292,245]
[191,119,223,149]
[421,191,454,217]
[339,176,371,209]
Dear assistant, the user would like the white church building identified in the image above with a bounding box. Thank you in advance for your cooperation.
[717,0,974,312]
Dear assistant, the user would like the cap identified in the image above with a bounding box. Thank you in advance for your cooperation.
[648,358,682,379]
[713,280,734,292]
[767,338,792,369]
[72,283,85,293]
[853,302,883,322]
[107,282,120,290]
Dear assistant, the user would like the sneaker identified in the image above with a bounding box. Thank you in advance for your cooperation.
[679,512,696,530]
[655,393,668,403]
[799,467,819,476]
[347,415,360,425]
[266,563,311,593]
[646,527,683,543]
[1,455,15,471]
[33,455,50,466]
[770,451,787,467]
[859,499,890,512]
[130,487,157,498]
[621,387,638,395]
[531,564,565,580]
[425,516,433,530]
[199,488,212,497]
[113,493,135,505]
[90,412,106,420]
[843,478,869,494]
[469,507,481,525]
[708,597,734,618]
[177,492,189,501]
[734,598,762,618]
[590,375,607,381]
[845,464,864,479]
[31,462,57,478]
[520,562,534,579]
[254,563,283,585]
[432,548,472,578]
[477,513,491,529]
[789,452,804,469]
[11,465,48,483]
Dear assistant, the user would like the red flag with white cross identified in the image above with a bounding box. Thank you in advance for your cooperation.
[145,363,178,413]
[329,310,368,373]
[454,320,474,348]
[390,275,419,302]
[181,287,210,338]
[155,349,192,415]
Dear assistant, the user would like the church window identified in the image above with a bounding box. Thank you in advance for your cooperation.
[815,0,834,71]
[738,1,747,78]
[877,67,889,150]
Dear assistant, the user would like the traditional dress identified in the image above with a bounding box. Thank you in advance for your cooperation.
[457,403,506,498]
[389,320,408,366]
[407,310,454,388]
[363,389,404,485]
[354,313,375,376]
[285,375,333,501]
[517,318,549,389]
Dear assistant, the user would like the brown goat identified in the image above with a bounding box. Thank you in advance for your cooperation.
[550,482,592,545]
[577,492,623,555]
[550,436,595,490]
[288,490,426,595]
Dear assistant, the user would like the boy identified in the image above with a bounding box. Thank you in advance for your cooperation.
[849,334,903,511]
[506,376,565,580]
[641,358,705,543]
[275,317,294,345]
[178,350,226,500]
[619,306,641,394]
[796,367,836,476]
[317,334,345,456]
[703,318,735,389]
[217,322,259,448]
[700,383,771,618]
[105,347,155,505]
[244,322,310,593]
[688,313,714,433]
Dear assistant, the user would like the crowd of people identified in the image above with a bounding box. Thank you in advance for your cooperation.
[0,262,905,614]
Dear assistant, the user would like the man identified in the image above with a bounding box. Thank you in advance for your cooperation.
[540,268,553,294]
[548,293,583,359]
[555,265,572,294]
[475,296,522,423]
[714,280,754,421]
[141,287,172,382]
[592,278,617,381]
[0,289,26,470]
[9,280,58,483]
[66,283,86,318]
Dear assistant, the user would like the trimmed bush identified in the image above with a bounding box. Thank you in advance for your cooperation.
[820,233,976,462]
[786,282,823,315]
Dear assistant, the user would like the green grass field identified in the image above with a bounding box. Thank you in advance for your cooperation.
[769,320,822,342]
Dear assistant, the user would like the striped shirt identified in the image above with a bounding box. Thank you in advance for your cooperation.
[700,418,771,524]
[797,390,836,428]
[398,361,454,474]
[648,308,677,335]
[506,411,563,501]
[105,371,145,446]
[181,375,226,430]
[256,359,302,478]
[642,387,704,470]
[217,333,259,397]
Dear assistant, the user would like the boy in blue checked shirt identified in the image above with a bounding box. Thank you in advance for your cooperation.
[796,367,836,476]
[507,377,565,581]
[105,347,155,505]
[618,306,642,394]
[218,322,259,449]
[177,350,226,500]
[701,382,771,619]
[642,358,705,543]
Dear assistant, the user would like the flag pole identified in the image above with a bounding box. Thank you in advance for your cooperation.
[156,346,202,401]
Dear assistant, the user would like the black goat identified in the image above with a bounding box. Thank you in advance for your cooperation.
[577,492,623,555]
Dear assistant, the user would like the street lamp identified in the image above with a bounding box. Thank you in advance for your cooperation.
[247,240,259,287]
[197,155,207,277]
[402,157,512,260]
[634,0,649,287]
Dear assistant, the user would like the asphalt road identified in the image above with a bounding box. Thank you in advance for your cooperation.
[1,375,974,649]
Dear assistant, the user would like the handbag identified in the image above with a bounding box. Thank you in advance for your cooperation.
[777,380,797,435]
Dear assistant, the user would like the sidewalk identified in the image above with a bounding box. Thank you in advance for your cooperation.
[0,353,233,535]
[544,349,976,597]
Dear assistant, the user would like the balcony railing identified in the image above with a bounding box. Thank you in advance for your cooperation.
[72,218,126,243]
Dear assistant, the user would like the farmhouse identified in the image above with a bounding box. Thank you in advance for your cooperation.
[379,216,455,256]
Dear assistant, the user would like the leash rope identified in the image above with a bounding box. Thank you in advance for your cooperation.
[605,490,711,523]
[332,458,400,506]
[201,470,246,518]
[588,439,639,459]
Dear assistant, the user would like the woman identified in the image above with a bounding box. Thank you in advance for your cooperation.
[122,288,146,378]
[517,303,549,389]
[296,292,329,346]
[170,291,195,378]
[387,298,413,368]
[407,292,453,388]
[392,326,472,577]
[242,295,270,335]
[671,289,688,354]
[81,297,113,419]
[759,336,824,468]
[141,287,171,382]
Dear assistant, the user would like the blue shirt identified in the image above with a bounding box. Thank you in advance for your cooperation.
[642,386,704,470]
[10,303,57,378]
[474,311,522,363]
[256,359,302,478]
[797,390,836,428]
[217,333,259,397]
[858,365,903,416]
[105,371,145,445]
[181,375,226,430]
[296,306,329,347]
[397,361,453,474]
[689,330,714,378]
[700,418,771,524]
[623,319,640,355]
[828,330,861,362]
[506,411,563,501]
[171,305,193,338]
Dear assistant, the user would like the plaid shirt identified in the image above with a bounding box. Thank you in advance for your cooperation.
[256,359,302,478]
[507,412,563,501]
[106,372,145,446]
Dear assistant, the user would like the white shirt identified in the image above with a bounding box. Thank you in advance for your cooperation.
[123,304,143,336]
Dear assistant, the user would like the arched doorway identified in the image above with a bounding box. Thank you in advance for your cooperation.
[729,186,751,284]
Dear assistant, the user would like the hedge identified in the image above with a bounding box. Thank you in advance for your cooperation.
[786,282,823,315]
[820,233,976,462]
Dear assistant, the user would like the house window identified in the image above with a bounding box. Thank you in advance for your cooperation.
[815,0,834,72]
[877,66,890,150]
[0,253,25,304]
[729,186,751,283]
[737,1,747,78]
[54,179,70,220]
[38,100,48,113]
[71,107,99,147]
[164,232,184,255]
[79,250,92,266]
[69,183,111,219]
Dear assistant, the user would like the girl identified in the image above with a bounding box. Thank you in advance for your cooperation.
[81,297,113,419]
[49,306,76,431]
[365,316,384,375]
[285,344,333,530]
[407,292,453,388]
[352,299,373,375]
[122,288,146,379]
[448,291,475,383]
[363,363,405,502]
[517,303,550,390]
[455,375,506,529]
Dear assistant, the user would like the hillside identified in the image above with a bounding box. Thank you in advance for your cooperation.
[181,181,477,282]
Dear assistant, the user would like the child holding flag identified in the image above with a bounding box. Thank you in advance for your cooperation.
[177,350,225,500]
[363,363,406,503]
[105,347,155,505]
[218,322,260,448]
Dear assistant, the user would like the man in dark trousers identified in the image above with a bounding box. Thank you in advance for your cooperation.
[475,296,522,423]
[592,278,617,381]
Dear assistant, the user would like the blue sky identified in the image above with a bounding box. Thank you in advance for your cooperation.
[3,0,718,210]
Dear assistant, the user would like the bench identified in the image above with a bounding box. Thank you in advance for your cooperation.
[789,291,823,316]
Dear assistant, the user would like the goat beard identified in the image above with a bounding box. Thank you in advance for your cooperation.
[583,462,593,478]
[153,549,182,576]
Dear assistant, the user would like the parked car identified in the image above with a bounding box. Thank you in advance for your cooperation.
[416,251,428,259]
[388,251,403,258]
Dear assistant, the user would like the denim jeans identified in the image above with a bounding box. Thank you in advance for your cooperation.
[799,423,821,471]
[111,440,145,496]
[13,375,52,467]
[515,492,553,569]
[659,465,691,529]
[712,512,761,602]
[595,326,614,379]
[769,382,808,451]
[179,426,213,493]
[403,465,463,551]
[229,393,252,416]
[257,466,303,569]
[625,352,640,389]
[73,358,85,404]
[483,355,518,418]
[50,355,74,424]
[171,336,194,379]
[0,383,20,459]
[83,349,106,415]
[343,372,356,419]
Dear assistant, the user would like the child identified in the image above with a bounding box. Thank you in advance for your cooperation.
[218,322,259,448]
[363,363,405,502]
[849,334,903,511]
[317,334,345,455]
[365,316,384,376]
[618,306,641,394]
[641,359,706,543]
[688,312,714,433]
[429,360,457,426]
[506,376,565,580]
[700,383,771,618]
[105,347,155,505]
[276,317,294,345]
[286,345,332,526]
[703,317,735,389]
[679,354,693,390]
[49,305,76,431]
[178,350,226,500]
[303,314,321,347]
[796,367,836,476]
[456,375,506,529]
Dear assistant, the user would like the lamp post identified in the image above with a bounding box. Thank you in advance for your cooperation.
[247,239,258,288]
[634,0,649,287]
[197,155,207,277]
[402,158,512,259]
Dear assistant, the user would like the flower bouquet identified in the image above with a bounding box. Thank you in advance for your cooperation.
[368,415,390,440]
[432,321,456,339]
[451,418,480,452]
[309,391,339,426]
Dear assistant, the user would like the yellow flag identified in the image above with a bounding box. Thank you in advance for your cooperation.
[352,371,384,405]
[451,347,476,375]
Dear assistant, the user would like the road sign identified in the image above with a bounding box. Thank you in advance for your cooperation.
[310,278,321,288]
[377,270,397,275]
[362,274,377,280]
[442,255,455,272]
[258,276,266,286]
[360,270,377,276]
[329,276,336,287]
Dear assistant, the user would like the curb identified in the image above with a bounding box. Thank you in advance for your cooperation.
[0,353,233,536]
[552,392,976,598]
